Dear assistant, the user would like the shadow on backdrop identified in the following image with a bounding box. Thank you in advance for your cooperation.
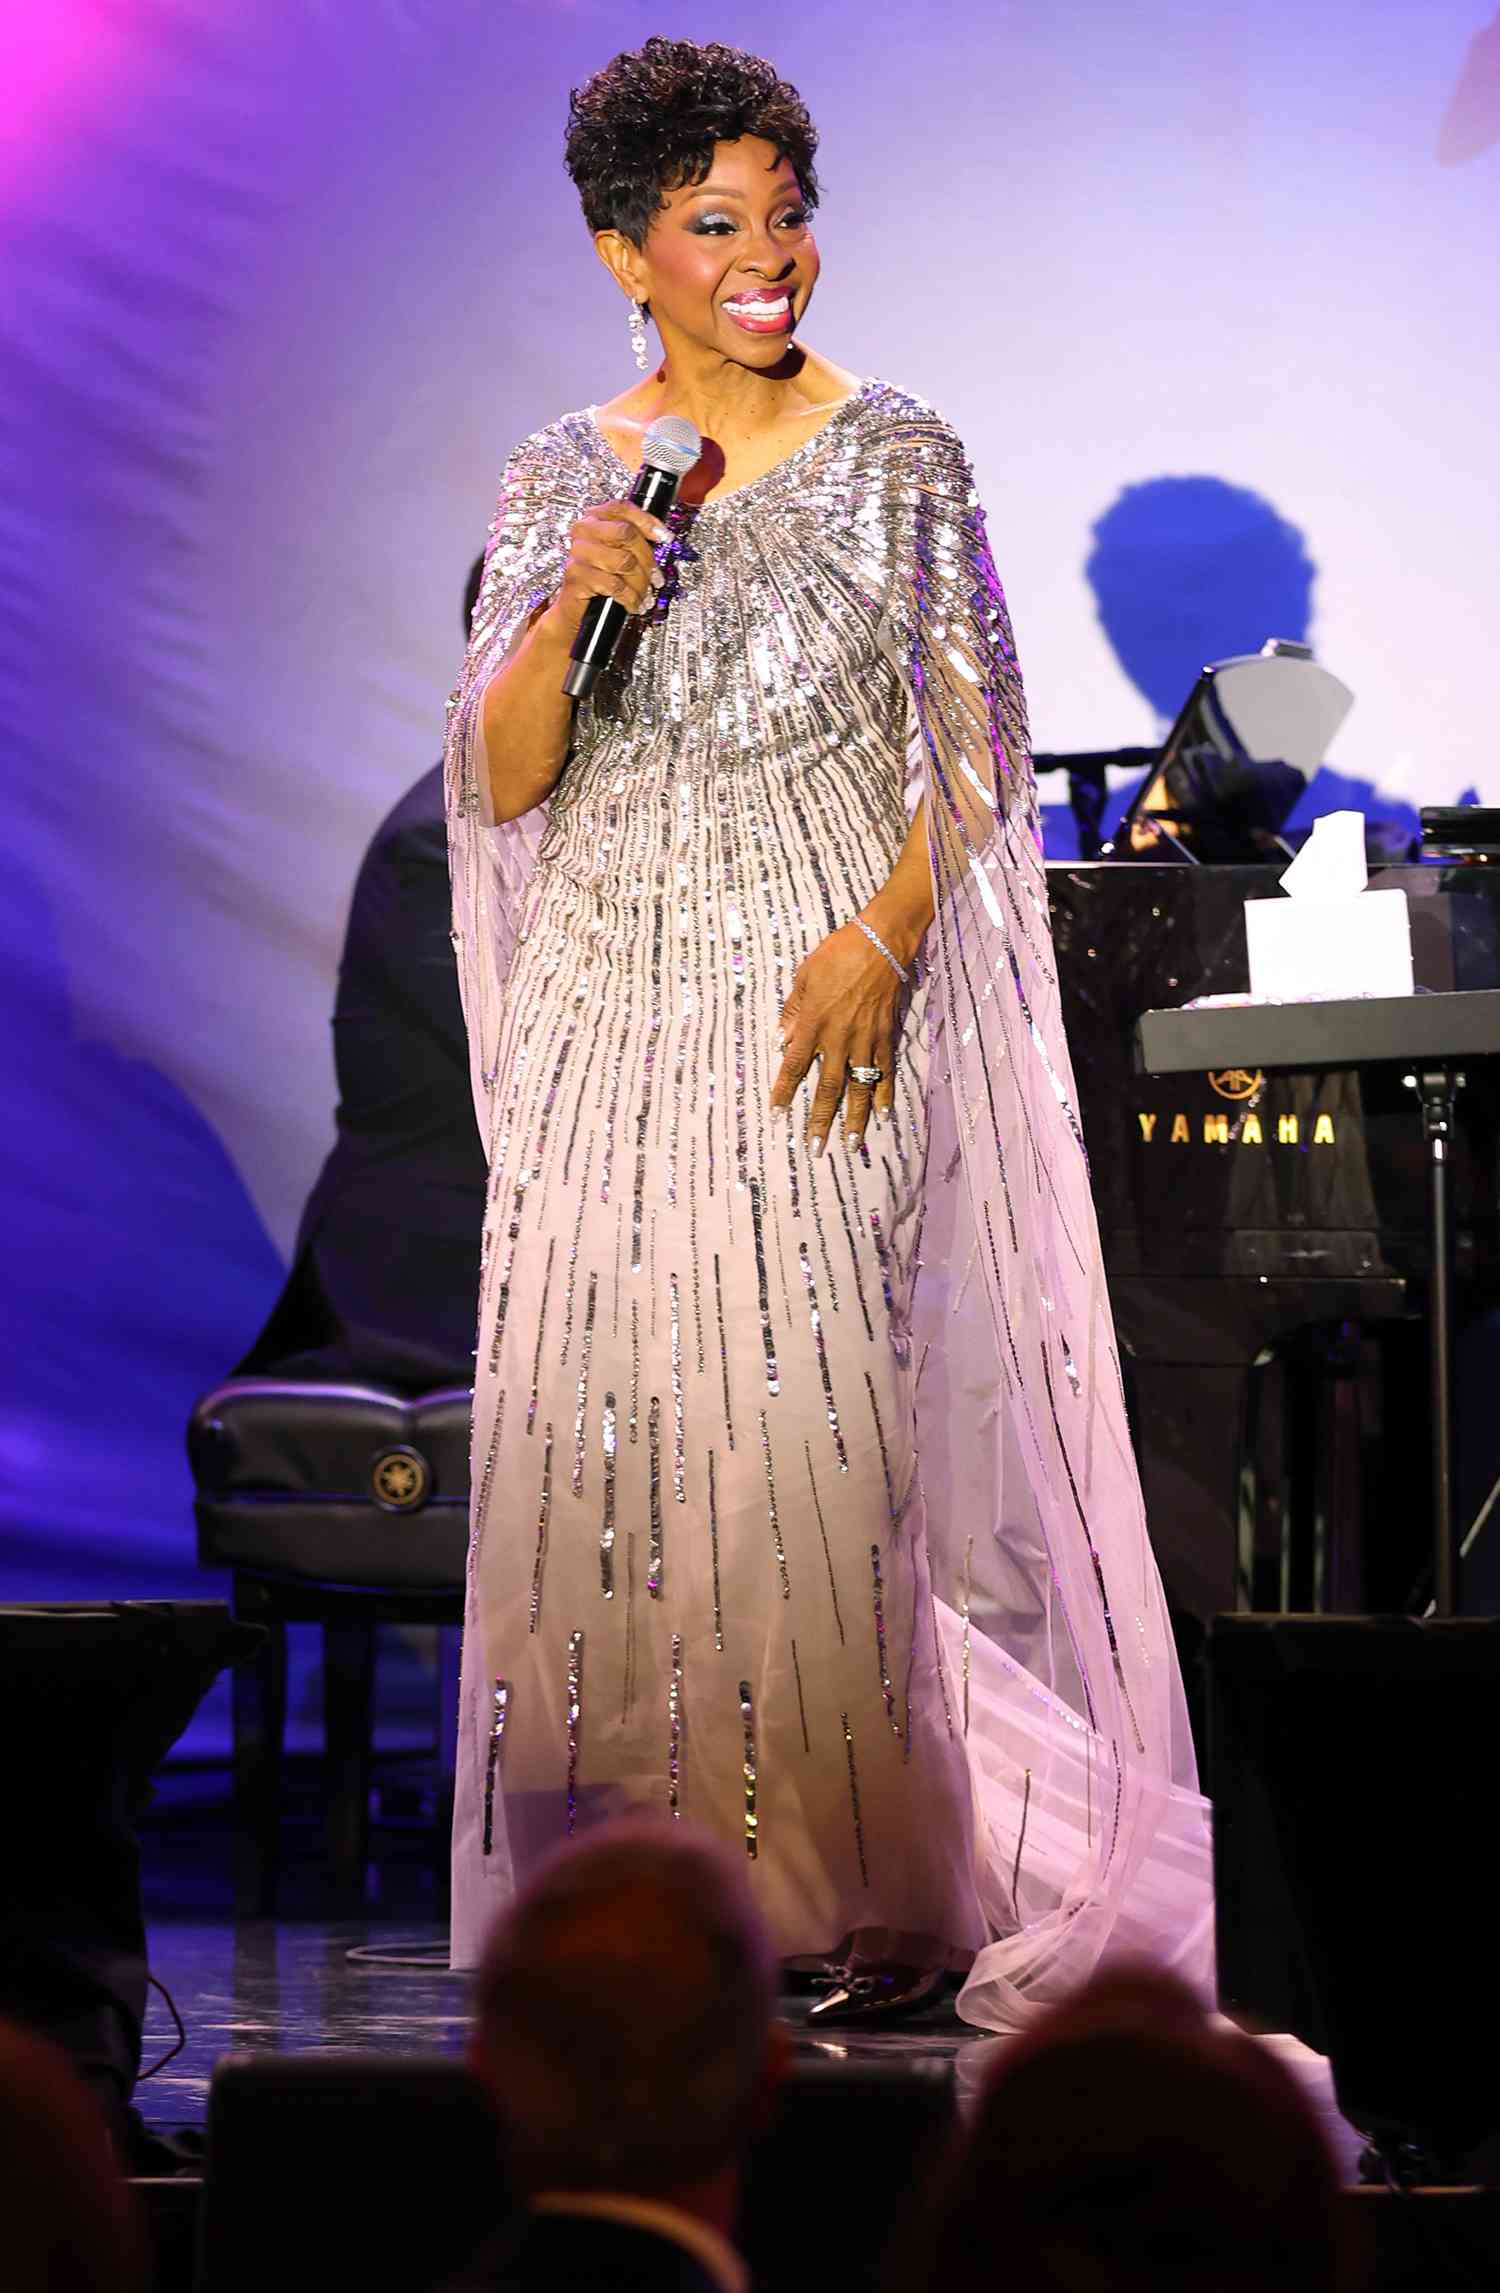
[0,855,284,1605]
[1049,473,1418,858]
[1088,475,1315,724]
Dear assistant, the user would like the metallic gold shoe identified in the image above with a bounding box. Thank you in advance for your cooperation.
[805,1965,948,2026]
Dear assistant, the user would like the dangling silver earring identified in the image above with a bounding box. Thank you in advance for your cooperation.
[628,300,650,371]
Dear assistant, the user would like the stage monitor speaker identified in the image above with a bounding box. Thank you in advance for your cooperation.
[197,2049,954,2293]
[1208,1613,1500,2167]
[0,1601,259,2145]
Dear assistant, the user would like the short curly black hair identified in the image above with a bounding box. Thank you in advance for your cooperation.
[565,37,820,248]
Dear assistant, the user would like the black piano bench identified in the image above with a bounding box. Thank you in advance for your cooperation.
[188,1379,471,1915]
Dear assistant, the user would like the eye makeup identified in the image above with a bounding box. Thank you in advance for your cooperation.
[686,206,808,236]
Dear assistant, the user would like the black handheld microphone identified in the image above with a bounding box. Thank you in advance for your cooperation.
[562,414,702,701]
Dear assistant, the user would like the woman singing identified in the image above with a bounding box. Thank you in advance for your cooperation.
[446,37,1212,2026]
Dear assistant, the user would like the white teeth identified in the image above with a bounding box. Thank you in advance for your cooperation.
[724,297,790,319]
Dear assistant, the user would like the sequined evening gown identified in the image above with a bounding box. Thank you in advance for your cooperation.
[446,381,1214,2014]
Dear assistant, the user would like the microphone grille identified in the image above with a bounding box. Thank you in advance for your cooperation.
[641,415,702,477]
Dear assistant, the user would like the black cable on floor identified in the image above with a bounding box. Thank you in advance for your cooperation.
[343,1940,457,1970]
[137,1974,187,2081]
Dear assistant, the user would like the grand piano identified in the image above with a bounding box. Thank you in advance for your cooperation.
[1044,656,1500,1659]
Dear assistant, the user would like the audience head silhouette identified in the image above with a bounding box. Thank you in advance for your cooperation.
[0,2018,146,2293]
[908,1966,1348,2293]
[471,1819,782,2216]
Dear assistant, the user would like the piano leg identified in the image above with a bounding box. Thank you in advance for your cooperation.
[1262,1326,1371,1614]
[1127,1361,1250,1623]
[1123,1359,1253,1754]
[1128,1332,1384,1627]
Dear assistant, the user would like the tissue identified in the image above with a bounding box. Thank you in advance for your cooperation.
[1245,810,1413,1000]
[1277,808,1369,903]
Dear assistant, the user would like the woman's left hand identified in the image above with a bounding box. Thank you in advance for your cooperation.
[771,922,906,1154]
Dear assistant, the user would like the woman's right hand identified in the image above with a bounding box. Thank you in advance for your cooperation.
[544,500,668,645]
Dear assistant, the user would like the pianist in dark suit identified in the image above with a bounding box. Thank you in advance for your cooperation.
[448,1822,786,2293]
[237,560,488,1393]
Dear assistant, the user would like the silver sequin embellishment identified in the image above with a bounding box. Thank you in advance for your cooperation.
[528,1425,553,1634]
[482,1678,509,1856]
[669,1270,686,1504]
[791,1637,811,1753]
[805,1441,845,1644]
[841,1710,870,1887]
[867,1205,908,1364]
[739,1678,758,1858]
[667,1633,683,1817]
[708,1447,725,1651]
[566,1631,583,1835]
[930,1571,956,1740]
[631,898,664,1272]
[600,1391,617,1599]
[864,1370,897,1526]
[1011,1765,1033,1910]
[473,1390,506,1541]
[800,1241,849,1472]
[629,1299,640,1443]
[759,1410,790,1600]
[827,1158,875,1343]
[870,1544,900,1734]
[526,1236,557,1434]
[558,1137,594,1367]
[572,1272,597,1498]
[748,1178,780,1395]
[712,1250,736,1451]
[647,1391,665,1598]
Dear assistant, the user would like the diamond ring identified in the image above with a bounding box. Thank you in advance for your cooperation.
[847,1063,884,1087]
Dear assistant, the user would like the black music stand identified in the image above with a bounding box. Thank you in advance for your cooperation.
[1136,990,1500,1615]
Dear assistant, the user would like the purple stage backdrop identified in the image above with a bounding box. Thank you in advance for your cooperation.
[3,1,1498,1611]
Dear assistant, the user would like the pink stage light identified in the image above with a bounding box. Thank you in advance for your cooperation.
[0,8,140,206]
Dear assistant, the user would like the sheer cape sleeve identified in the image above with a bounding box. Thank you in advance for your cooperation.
[874,398,1215,2028]
[444,429,580,1153]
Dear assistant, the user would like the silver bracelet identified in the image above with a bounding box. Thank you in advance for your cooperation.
[853,914,910,985]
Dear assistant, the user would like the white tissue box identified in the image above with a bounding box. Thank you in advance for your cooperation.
[1244,888,1414,1002]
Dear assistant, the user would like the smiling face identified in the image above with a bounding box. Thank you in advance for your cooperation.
[599,136,819,368]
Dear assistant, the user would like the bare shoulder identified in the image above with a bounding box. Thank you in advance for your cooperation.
[591,380,656,463]
[789,349,864,413]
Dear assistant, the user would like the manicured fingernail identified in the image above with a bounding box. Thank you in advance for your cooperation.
[846,1128,863,1149]
[875,1107,889,1128]
[810,1132,826,1159]
[650,569,665,590]
[650,520,670,543]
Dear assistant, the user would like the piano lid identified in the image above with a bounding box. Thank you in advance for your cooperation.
[1203,643,1354,779]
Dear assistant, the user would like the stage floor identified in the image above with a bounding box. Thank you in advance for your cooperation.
[134,1910,1369,2185]
[135,1916,990,2134]
[131,1759,1375,2181]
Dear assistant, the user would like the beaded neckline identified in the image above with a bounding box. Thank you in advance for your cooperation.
[585,378,875,512]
